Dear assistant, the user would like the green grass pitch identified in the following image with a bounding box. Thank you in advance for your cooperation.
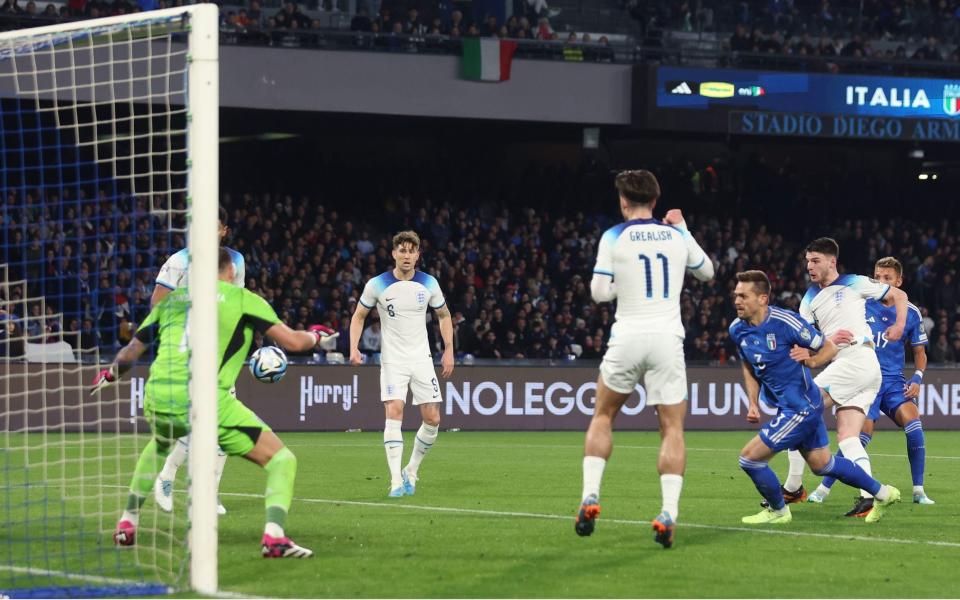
[3,430,959,597]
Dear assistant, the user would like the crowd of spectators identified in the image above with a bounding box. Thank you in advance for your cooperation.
[2,155,960,366]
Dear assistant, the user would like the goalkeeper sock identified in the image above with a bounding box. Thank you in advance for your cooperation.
[159,437,189,481]
[783,449,806,493]
[405,422,438,478]
[263,447,297,537]
[384,419,403,488]
[123,438,171,525]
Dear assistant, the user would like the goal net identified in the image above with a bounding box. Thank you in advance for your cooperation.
[0,5,219,597]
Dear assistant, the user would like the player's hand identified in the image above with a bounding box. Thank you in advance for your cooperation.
[90,366,116,395]
[746,404,760,423]
[663,209,685,226]
[308,324,339,350]
[789,345,812,363]
[441,347,455,378]
[884,322,904,342]
[904,382,921,399]
[349,348,364,366]
[830,329,854,346]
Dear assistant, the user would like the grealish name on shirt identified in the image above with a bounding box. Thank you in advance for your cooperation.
[630,230,673,242]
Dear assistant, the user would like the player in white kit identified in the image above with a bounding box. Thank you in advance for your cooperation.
[779,237,908,518]
[349,231,455,497]
[152,209,243,516]
[574,170,715,549]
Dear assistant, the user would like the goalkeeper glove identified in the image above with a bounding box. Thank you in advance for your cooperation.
[91,366,117,395]
[308,325,339,350]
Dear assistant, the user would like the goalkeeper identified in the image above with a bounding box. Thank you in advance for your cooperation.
[94,247,335,558]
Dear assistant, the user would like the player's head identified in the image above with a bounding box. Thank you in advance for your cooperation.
[218,206,229,241]
[804,237,839,283]
[391,230,421,273]
[218,246,235,282]
[874,256,903,288]
[734,270,771,321]
[614,169,659,218]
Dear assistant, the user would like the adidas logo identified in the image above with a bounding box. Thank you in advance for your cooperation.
[671,82,693,94]
[866,316,876,323]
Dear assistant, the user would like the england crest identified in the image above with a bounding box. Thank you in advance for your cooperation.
[416,291,427,305]
[944,84,960,116]
[766,333,777,350]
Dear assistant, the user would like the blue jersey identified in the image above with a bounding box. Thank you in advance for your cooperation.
[865,299,927,381]
[729,307,826,412]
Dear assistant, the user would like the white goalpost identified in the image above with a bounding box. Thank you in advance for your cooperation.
[0,4,219,596]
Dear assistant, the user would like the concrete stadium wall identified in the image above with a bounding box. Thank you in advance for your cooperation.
[5,364,960,432]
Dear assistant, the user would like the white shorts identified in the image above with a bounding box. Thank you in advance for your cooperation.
[380,360,442,405]
[599,333,687,405]
[814,344,881,411]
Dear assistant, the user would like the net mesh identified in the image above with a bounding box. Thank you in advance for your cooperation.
[0,10,199,597]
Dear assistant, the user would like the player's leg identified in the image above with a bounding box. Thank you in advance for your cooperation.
[115,412,187,546]
[576,373,629,537]
[803,443,900,523]
[809,397,878,504]
[738,432,791,524]
[215,447,229,515]
[891,399,934,504]
[381,364,410,497]
[645,335,687,548]
[220,398,311,558]
[154,436,189,511]
[402,366,442,495]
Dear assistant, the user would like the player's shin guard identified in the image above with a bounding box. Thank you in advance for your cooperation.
[838,436,874,498]
[264,447,297,535]
[813,455,882,497]
[582,456,606,502]
[405,422,438,478]
[739,456,786,511]
[818,431,871,492]
[904,419,926,487]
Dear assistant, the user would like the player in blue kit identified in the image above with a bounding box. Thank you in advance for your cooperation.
[808,257,934,506]
[730,271,901,524]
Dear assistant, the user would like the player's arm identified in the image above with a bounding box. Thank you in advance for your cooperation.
[150,285,172,308]
[152,254,183,308]
[264,322,325,353]
[349,303,371,366]
[590,229,616,302]
[740,359,761,423]
[434,303,455,377]
[243,289,333,353]
[789,337,840,369]
[664,209,714,281]
[91,308,158,393]
[905,344,927,399]
[881,285,908,341]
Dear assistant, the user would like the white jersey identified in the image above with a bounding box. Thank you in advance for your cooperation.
[591,218,713,339]
[800,274,890,347]
[359,270,445,365]
[156,247,246,290]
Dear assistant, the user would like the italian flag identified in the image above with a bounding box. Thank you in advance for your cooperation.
[463,38,518,82]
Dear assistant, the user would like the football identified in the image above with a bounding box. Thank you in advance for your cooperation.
[249,346,288,383]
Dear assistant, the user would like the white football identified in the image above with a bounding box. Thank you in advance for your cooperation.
[249,346,288,383]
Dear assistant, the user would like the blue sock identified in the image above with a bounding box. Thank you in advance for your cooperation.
[739,456,785,510]
[820,433,871,491]
[815,455,882,497]
[904,419,925,487]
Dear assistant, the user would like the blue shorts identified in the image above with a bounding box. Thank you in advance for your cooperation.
[759,408,829,453]
[867,378,913,422]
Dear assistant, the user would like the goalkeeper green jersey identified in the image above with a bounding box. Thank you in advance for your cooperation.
[136,280,281,414]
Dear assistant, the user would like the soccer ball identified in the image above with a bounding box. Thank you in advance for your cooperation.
[249,346,288,383]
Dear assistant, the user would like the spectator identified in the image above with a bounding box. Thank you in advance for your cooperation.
[360,320,381,354]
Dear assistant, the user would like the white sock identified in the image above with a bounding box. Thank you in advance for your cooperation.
[913,485,925,496]
[875,484,889,502]
[814,483,832,497]
[121,509,139,527]
[160,437,189,481]
[784,450,805,492]
[264,522,284,538]
[405,422,438,478]
[660,474,683,521]
[838,436,874,499]
[384,419,403,488]
[215,448,228,488]
[582,456,606,501]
